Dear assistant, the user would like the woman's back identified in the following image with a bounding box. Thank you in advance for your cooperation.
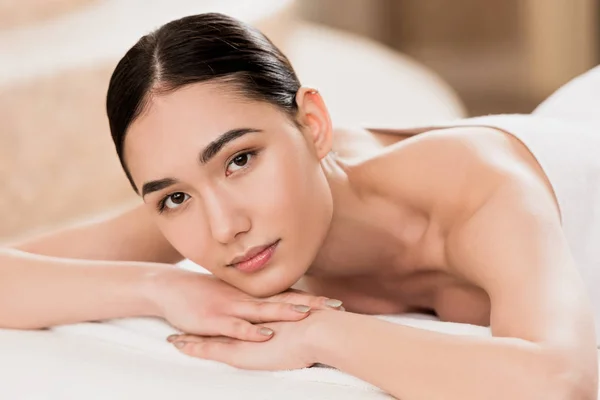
[358,65,600,341]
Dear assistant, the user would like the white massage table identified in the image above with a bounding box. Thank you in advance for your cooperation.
[2,260,597,399]
[0,260,479,399]
[0,311,489,399]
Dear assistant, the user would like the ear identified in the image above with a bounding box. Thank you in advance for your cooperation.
[294,87,333,160]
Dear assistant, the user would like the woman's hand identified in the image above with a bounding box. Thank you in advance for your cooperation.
[166,310,329,370]
[145,269,343,342]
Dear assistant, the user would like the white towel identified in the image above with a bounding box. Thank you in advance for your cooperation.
[52,313,491,388]
[0,312,491,399]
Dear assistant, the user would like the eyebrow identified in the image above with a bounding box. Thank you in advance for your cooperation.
[199,127,262,164]
[141,178,178,198]
[141,127,262,198]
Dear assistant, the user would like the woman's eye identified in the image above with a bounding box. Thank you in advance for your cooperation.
[164,192,189,210]
[226,152,253,174]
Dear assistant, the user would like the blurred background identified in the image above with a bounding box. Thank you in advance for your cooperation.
[1,0,598,243]
[300,0,600,115]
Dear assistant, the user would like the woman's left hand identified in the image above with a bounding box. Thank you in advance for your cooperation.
[167,311,326,370]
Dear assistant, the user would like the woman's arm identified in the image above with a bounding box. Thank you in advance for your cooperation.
[0,247,339,338]
[5,203,182,264]
[164,126,595,398]
[307,181,598,400]
[0,247,167,329]
[166,178,596,398]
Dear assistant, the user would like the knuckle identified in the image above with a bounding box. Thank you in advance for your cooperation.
[315,296,329,305]
[255,301,273,314]
[188,342,211,358]
[277,302,294,314]
[182,342,199,355]
[231,319,252,336]
[261,300,275,309]
[260,301,290,319]
[288,293,313,304]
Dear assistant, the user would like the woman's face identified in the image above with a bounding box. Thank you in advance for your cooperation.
[124,83,334,297]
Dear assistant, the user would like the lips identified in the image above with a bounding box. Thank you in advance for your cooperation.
[228,240,280,273]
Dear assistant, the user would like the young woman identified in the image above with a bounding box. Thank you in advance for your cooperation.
[3,12,600,400]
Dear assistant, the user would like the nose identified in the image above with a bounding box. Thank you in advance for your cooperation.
[204,189,251,244]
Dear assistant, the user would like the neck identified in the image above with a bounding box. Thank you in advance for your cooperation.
[308,154,429,278]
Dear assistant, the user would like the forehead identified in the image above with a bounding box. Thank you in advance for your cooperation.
[124,83,285,184]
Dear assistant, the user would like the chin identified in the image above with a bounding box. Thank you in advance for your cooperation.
[243,265,306,298]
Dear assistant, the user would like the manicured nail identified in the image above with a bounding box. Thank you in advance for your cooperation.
[325,299,343,308]
[167,335,179,342]
[293,304,310,313]
[174,341,186,349]
[259,327,274,336]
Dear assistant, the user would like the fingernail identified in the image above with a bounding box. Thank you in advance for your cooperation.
[167,335,179,342]
[293,304,311,313]
[259,327,274,336]
[174,341,186,349]
[325,299,343,308]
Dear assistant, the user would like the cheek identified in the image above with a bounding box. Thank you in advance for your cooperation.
[250,146,333,258]
[157,210,213,268]
[254,149,314,216]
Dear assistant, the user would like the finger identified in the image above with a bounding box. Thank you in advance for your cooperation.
[229,301,312,324]
[215,317,277,342]
[167,318,273,343]
[172,336,235,365]
[166,317,275,342]
[269,291,344,311]
[170,334,232,344]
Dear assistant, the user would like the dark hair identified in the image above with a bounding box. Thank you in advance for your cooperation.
[106,12,302,193]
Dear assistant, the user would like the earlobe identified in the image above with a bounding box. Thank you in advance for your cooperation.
[295,87,333,160]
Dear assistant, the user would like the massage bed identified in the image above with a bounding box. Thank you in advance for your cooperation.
[2,260,596,399]
[0,261,491,399]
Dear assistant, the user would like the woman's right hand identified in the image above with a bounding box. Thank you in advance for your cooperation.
[144,268,343,342]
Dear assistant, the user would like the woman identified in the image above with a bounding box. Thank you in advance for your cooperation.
[3,12,599,399]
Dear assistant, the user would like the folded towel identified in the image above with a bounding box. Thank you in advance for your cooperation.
[0,258,495,399]
[49,313,491,392]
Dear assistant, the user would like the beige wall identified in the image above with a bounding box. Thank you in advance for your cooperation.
[0,0,97,30]
[299,0,599,116]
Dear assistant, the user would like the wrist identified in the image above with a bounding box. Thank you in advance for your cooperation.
[137,264,182,318]
[303,309,343,366]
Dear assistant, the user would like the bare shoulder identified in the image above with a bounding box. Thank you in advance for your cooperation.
[358,126,558,225]
[331,125,418,159]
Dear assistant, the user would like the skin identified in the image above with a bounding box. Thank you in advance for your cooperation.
[119,82,598,399]
[6,81,597,399]
[125,84,334,298]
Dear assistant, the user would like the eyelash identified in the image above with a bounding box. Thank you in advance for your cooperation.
[225,149,258,176]
[155,149,259,214]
